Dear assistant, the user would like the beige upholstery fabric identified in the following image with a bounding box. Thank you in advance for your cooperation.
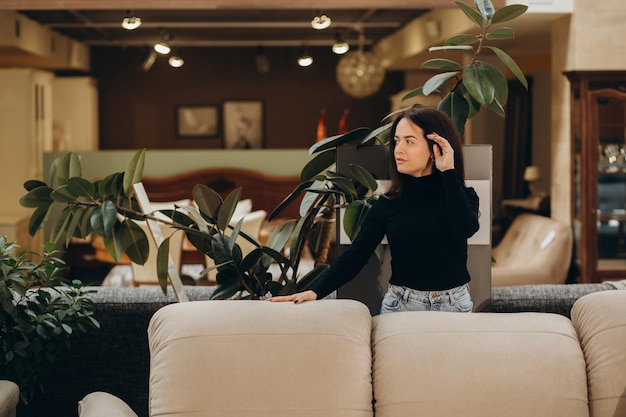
[571,290,626,417]
[147,300,373,417]
[492,213,573,286]
[131,222,185,286]
[0,380,18,417]
[371,311,588,417]
[78,392,138,417]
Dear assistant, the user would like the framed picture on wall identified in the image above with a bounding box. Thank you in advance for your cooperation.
[222,100,264,149]
[176,105,219,138]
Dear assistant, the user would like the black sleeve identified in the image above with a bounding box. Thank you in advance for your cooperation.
[441,170,480,238]
[310,199,387,299]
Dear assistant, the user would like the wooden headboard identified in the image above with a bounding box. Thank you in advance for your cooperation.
[141,167,302,220]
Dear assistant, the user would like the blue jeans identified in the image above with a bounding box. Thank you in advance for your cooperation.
[380,283,473,314]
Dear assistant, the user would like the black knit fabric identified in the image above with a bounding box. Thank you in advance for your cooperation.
[312,169,480,298]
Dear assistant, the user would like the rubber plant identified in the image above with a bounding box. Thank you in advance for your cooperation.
[273,0,529,267]
[0,237,99,405]
[18,150,360,300]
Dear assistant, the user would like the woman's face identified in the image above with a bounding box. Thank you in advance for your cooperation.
[393,117,433,177]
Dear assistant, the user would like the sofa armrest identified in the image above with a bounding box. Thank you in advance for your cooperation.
[0,380,19,417]
[78,392,137,417]
[571,290,626,417]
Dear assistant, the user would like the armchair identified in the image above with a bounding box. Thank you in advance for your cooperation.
[491,213,573,286]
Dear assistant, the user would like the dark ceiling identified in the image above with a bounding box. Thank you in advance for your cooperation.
[19,9,429,50]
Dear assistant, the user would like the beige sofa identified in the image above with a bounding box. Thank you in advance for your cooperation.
[78,290,626,417]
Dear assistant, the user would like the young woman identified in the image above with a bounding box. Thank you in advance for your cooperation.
[269,107,480,313]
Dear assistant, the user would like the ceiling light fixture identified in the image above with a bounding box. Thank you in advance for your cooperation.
[332,30,350,55]
[121,11,142,30]
[297,48,313,67]
[311,10,331,30]
[335,27,385,99]
[168,53,184,68]
[154,33,171,54]
[256,45,270,74]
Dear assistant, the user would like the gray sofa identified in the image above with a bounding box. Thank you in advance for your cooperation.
[21,283,623,417]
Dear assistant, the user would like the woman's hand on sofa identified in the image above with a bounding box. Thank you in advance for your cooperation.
[267,290,317,304]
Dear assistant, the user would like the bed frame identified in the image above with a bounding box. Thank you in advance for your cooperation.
[141,167,303,220]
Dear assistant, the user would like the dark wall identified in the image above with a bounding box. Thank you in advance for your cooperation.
[91,46,404,150]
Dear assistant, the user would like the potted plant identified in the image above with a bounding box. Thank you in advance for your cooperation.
[0,237,99,405]
[17,0,527,302]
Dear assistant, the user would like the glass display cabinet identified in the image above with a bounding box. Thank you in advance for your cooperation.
[565,71,626,283]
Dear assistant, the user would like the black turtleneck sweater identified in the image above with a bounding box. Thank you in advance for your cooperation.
[311,169,480,299]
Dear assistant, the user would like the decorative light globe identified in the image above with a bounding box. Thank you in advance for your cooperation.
[336,50,385,99]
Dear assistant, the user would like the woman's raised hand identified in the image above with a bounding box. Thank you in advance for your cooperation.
[428,133,455,172]
[267,290,318,304]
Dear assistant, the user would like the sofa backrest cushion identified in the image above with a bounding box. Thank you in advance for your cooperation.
[571,290,626,417]
[148,299,374,417]
[371,311,588,417]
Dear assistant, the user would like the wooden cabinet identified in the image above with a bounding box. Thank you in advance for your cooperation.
[0,68,53,218]
[565,71,626,283]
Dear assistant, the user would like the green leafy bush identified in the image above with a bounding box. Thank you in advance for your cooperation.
[0,237,99,404]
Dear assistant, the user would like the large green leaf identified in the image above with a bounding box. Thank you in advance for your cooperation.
[421,58,464,71]
[454,0,485,28]
[300,150,335,181]
[123,149,146,197]
[65,207,84,246]
[217,188,242,231]
[23,179,47,192]
[269,180,313,221]
[67,177,95,198]
[349,164,378,192]
[296,264,330,291]
[400,88,423,103]
[103,225,124,262]
[20,186,53,208]
[361,122,392,145]
[463,62,495,106]
[90,200,118,236]
[308,127,371,155]
[485,46,528,89]
[491,4,528,24]
[444,34,480,46]
[156,237,170,293]
[27,205,50,236]
[486,97,505,117]
[192,184,223,221]
[80,206,96,237]
[481,61,508,105]
[266,219,295,253]
[474,0,495,20]
[423,71,459,96]
[485,27,514,40]
[119,220,149,265]
[56,152,82,186]
[50,185,77,203]
[343,200,371,241]
[50,206,72,244]
[437,91,470,135]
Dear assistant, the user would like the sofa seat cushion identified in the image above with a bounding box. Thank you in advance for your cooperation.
[371,311,588,417]
[571,290,626,417]
[148,299,373,417]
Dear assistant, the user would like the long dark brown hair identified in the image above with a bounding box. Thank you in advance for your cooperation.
[386,107,467,197]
